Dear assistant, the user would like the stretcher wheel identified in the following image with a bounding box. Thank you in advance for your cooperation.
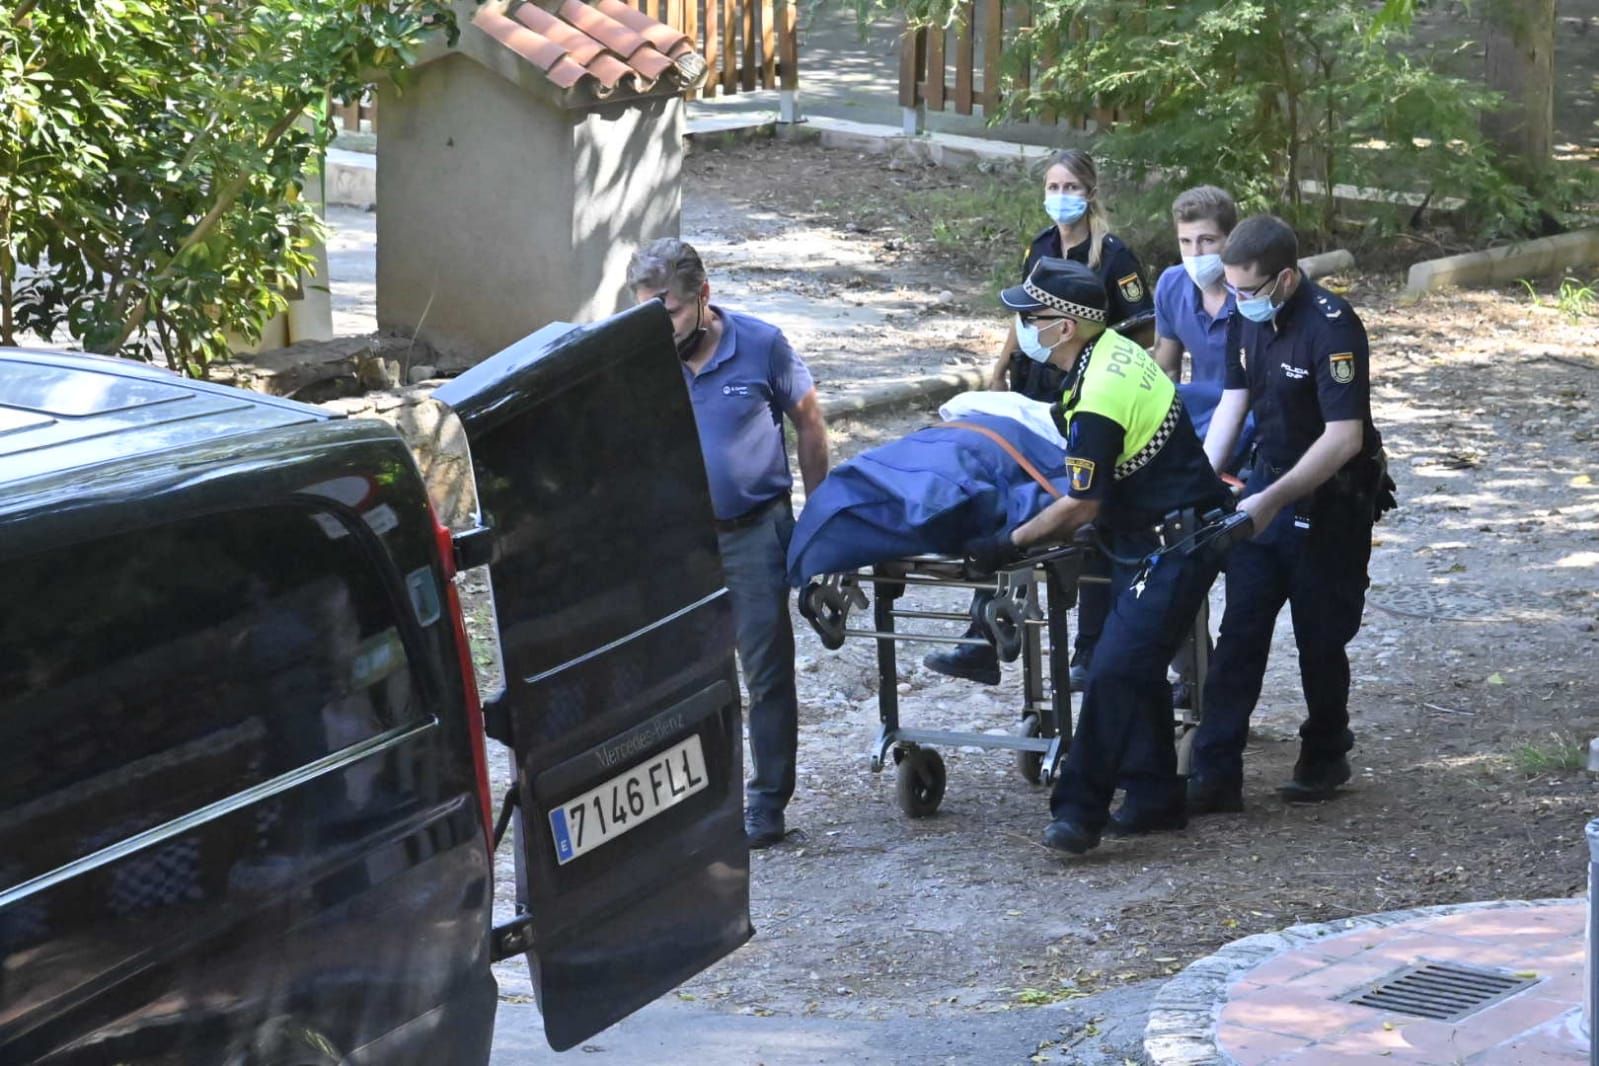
[981,597,1025,663]
[895,747,946,818]
[1013,714,1043,785]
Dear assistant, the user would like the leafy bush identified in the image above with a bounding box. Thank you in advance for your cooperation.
[1,0,452,374]
[873,0,1594,252]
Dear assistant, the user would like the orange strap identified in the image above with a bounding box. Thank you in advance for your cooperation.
[940,421,1064,500]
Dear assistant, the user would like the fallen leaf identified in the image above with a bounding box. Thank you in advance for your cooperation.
[1487,673,1505,685]
[1572,474,1592,487]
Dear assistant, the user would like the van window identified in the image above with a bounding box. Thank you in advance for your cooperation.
[0,504,428,895]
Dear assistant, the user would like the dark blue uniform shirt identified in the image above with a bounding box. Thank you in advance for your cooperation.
[1013,228,1153,402]
[1224,277,1375,472]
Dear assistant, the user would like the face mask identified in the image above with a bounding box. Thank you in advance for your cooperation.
[1182,253,1225,289]
[670,297,707,360]
[1015,314,1056,363]
[1236,273,1283,323]
[1044,193,1088,226]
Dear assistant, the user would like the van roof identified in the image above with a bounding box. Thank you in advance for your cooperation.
[0,348,335,487]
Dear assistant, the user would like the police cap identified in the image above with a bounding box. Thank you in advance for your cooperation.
[999,257,1108,323]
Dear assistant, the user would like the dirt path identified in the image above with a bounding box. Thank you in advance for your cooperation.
[479,140,1598,1062]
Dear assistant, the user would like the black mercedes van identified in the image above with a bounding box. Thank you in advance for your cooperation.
[0,303,751,1064]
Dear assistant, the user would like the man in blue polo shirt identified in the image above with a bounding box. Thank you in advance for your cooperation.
[628,238,830,849]
[1152,185,1254,460]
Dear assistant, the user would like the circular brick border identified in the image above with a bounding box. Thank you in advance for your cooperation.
[1143,897,1578,1066]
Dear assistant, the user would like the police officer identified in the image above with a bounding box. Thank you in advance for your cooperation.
[1187,215,1389,813]
[968,258,1234,854]
[926,149,1153,688]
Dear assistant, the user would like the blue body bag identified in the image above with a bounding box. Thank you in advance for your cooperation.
[785,413,1068,586]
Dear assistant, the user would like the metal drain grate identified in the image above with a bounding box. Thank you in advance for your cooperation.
[1342,962,1538,1022]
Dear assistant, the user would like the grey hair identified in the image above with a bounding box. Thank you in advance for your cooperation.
[626,238,707,301]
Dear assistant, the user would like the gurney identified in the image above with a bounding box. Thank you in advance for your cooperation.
[797,511,1232,818]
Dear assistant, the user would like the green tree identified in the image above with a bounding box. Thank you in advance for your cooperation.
[1,0,452,374]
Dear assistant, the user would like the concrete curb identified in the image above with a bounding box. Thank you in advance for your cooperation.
[1402,229,1599,300]
[1143,897,1578,1066]
[821,367,989,420]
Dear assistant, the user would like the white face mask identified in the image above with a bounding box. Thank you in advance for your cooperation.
[1015,314,1056,363]
[1182,253,1225,289]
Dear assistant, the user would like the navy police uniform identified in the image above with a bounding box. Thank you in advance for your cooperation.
[1012,228,1153,402]
[996,260,1231,837]
[1189,278,1382,788]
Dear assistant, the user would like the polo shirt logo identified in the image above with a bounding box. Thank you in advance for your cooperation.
[1280,363,1309,380]
[722,383,751,396]
[1330,353,1355,384]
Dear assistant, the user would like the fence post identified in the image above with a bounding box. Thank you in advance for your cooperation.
[779,0,803,124]
[898,24,926,135]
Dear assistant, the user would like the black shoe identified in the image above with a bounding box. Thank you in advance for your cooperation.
[1041,818,1101,854]
[744,807,785,849]
[1106,800,1187,837]
[1067,663,1089,692]
[1186,775,1245,815]
[1278,755,1351,803]
[923,642,1000,685]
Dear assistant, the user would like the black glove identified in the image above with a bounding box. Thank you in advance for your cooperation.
[966,526,1025,575]
[1374,471,1398,522]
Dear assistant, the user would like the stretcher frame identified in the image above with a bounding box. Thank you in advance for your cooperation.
[798,512,1212,818]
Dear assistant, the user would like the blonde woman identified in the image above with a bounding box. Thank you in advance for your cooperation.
[986,149,1154,401]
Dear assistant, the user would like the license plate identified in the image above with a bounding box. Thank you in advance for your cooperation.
[547,735,708,865]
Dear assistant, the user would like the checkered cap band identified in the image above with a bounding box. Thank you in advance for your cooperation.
[1115,396,1182,481]
[1023,277,1107,323]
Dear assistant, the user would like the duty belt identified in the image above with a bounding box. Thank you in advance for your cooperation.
[1114,396,1181,481]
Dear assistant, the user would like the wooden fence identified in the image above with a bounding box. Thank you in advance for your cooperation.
[336,0,798,133]
[898,0,1117,129]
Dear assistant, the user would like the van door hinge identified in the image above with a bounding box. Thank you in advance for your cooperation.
[490,913,536,962]
[452,524,496,572]
[481,694,512,745]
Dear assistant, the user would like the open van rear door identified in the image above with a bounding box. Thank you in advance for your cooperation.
[433,303,750,1051]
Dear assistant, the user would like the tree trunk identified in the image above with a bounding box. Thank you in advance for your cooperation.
[1482,0,1555,182]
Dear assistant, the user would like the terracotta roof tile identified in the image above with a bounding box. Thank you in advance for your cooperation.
[473,1,705,100]
[593,0,690,56]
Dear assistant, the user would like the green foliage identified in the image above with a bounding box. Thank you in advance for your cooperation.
[1,0,453,374]
[868,0,1585,251]
[1509,732,1586,778]
[1520,275,1599,322]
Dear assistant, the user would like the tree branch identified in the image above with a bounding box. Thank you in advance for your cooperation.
[106,101,308,353]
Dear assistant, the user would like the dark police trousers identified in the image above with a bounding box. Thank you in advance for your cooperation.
[716,499,801,815]
[1050,532,1223,830]
[1189,495,1372,784]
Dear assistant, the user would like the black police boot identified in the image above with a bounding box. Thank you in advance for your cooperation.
[1186,774,1245,816]
[1041,817,1101,855]
[744,806,785,849]
[923,640,1000,685]
[1106,795,1188,837]
[1278,755,1351,803]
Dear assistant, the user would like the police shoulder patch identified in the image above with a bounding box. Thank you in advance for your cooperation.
[1117,273,1145,304]
[1329,352,1355,384]
[1066,456,1096,493]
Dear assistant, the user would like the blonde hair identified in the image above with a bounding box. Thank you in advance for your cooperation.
[1046,149,1109,271]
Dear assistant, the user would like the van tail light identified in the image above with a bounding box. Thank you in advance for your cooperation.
[433,512,496,857]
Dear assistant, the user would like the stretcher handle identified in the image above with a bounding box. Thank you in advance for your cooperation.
[798,580,851,650]
[980,595,1026,662]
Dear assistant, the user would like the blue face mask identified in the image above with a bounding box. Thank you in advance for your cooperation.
[1182,253,1225,289]
[1235,273,1283,323]
[1044,193,1088,226]
[1015,314,1056,363]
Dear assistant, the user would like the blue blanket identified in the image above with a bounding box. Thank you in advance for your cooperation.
[786,413,1068,586]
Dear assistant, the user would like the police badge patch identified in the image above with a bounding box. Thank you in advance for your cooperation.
[1117,273,1144,304]
[1066,457,1096,493]
[1330,352,1355,384]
